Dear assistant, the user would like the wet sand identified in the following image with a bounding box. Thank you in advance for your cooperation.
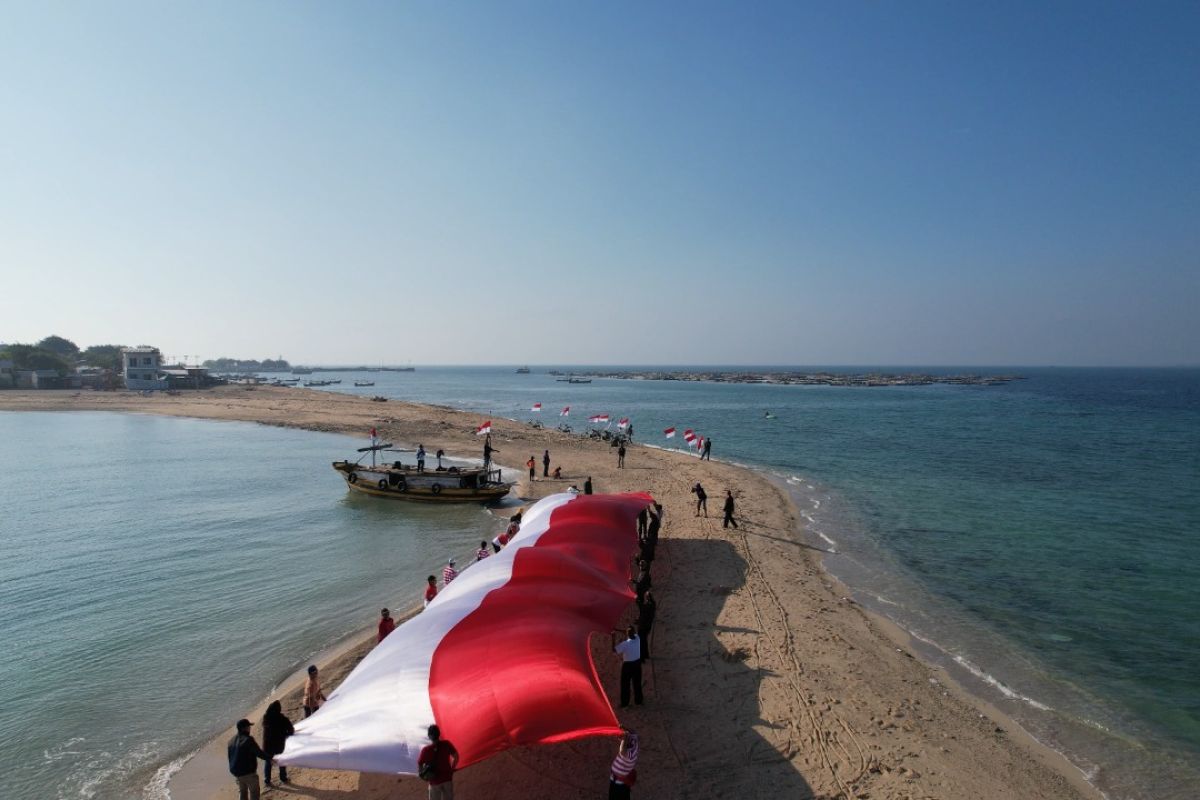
[0,387,1103,800]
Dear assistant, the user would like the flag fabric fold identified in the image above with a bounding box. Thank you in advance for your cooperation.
[277,492,651,776]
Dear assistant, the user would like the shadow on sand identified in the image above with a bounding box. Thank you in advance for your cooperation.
[276,537,815,800]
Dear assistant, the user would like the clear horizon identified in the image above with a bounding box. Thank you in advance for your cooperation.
[2,2,1197,367]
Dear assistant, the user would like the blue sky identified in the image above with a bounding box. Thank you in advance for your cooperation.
[1,1,1196,366]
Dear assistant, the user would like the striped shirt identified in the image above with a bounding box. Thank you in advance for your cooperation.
[476,548,490,561]
[611,743,638,782]
[442,565,458,586]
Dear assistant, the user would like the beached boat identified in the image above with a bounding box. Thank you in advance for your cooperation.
[333,442,512,503]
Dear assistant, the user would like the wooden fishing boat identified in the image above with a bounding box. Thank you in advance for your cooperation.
[333,441,512,503]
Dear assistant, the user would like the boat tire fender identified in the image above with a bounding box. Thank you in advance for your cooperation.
[448,466,459,474]
[378,479,388,490]
[348,472,358,484]
[431,483,443,495]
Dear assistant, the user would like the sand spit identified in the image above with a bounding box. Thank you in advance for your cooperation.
[0,388,1100,800]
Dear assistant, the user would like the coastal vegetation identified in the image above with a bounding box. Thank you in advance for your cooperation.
[0,336,133,374]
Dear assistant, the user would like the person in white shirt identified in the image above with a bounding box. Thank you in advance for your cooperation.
[611,626,643,707]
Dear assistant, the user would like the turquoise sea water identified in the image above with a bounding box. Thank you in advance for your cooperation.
[2,367,1197,799]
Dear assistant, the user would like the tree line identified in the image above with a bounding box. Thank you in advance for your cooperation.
[0,336,125,373]
[0,336,292,375]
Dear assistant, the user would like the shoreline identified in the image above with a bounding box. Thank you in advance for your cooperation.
[0,389,1105,800]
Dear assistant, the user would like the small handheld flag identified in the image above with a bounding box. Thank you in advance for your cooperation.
[618,417,630,430]
[531,403,542,412]
[664,427,676,438]
[588,414,610,424]
[560,406,570,417]
[476,421,492,436]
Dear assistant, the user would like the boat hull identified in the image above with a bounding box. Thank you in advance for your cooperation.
[332,462,512,504]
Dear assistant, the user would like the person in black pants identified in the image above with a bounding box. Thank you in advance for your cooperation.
[636,590,657,661]
[692,483,707,516]
[612,626,643,706]
[617,443,626,468]
[542,449,550,477]
[723,490,738,529]
[584,476,593,495]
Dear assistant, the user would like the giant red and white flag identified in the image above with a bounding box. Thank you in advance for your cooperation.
[277,492,651,775]
[588,414,610,424]
[663,427,676,439]
[531,403,542,412]
[475,421,492,436]
[617,418,630,430]
[560,406,570,417]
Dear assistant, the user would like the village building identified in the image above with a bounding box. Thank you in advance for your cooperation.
[122,346,168,391]
[0,359,14,389]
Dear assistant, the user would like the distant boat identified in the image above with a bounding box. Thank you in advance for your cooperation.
[354,380,375,387]
[516,366,531,374]
[291,367,313,375]
[764,411,776,419]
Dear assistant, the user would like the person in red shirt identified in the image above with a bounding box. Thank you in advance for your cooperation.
[377,608,395,642]
[424,575,438,608]
[417,724,459,799]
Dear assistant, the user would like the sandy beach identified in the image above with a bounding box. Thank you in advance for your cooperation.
[1,387,1103,800]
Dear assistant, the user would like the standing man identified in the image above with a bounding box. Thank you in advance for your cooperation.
[378,608,396,642]
[526,456,536,481]
[617,443,626,468]
[584,476,593,495]
[417,724,460,800]
[424,575,438,607]
[483,434,495,469]
[612,626,644,707]
[637,590,657,661]
[627,423,634,441]
[227,718,266,800]
[442,558,458,587]
[723,490,738,529]
[303,666,325,718]
[692,483,708,516]
[542,449,551,478]
[416,444,426,472]
[701,437,712,460]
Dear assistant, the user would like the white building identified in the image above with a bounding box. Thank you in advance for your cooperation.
[122,346,168,390]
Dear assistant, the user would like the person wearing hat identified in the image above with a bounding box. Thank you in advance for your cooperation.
[442,558,458,587]
[227,718,266,800]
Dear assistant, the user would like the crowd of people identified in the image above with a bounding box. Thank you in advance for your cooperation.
[227,472,743,799]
